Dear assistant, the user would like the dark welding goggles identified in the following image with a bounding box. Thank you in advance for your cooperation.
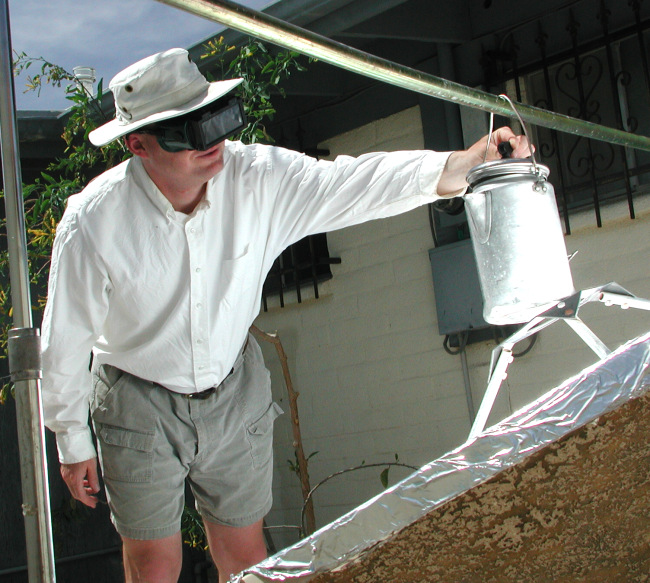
[142,95,247,153]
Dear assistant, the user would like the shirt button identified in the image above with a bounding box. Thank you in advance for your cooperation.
[196,339,203,344]
[196,303,202,309]
[190,228,196,233]
[195,267,201,273]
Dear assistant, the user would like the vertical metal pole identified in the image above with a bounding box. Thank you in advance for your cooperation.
[0,1,56,581]
[436,43,464,151]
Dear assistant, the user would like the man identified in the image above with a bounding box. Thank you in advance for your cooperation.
[42,48,530,582]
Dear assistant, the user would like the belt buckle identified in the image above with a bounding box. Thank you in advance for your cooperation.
[185,386,216,400]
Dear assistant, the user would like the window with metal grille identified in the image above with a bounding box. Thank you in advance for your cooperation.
[261,233,340,311]
[480,0,650,233]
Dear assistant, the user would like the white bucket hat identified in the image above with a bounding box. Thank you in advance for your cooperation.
[89,48,243,146]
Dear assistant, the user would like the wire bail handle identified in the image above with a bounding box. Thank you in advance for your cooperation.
[484,94,545,189]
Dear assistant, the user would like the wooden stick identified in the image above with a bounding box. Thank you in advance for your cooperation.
[250,325,317,535]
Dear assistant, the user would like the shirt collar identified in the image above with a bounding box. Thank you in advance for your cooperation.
[130,157,176,220]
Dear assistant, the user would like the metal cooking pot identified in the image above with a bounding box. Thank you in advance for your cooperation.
[464,158,575,325]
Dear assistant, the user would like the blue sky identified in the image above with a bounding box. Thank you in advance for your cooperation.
[8,0,276,111]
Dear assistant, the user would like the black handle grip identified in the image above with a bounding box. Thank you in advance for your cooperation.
[498,141,514,158]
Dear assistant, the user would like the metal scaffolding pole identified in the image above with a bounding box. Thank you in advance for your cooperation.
[156,0,650,153]
[0,0,56,581]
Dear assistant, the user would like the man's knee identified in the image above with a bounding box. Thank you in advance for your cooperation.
[205,519,267,580]
[226,537,267,571]
[122,532,183,583]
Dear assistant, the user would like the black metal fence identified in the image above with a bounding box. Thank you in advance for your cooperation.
[482,0,650,233]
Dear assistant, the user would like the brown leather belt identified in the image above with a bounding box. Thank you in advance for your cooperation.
[184,386,217,400]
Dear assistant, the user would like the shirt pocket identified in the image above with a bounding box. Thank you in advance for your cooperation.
[220,243,256,311]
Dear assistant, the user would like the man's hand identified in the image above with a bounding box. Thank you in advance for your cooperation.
[437,126,533,196]
[60,458,101,508]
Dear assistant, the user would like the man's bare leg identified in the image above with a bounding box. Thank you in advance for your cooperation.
[205,519,267,583]
[122,532,183,583]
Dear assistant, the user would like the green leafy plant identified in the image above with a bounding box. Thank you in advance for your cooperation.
[181,507,209,550]
[379,453,402,489]
[202,36,307,143]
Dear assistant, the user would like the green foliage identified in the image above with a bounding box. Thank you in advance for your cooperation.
[181,507,208,550]
[379,453,401,489]
[12,52,73,94]
[202,37,307,144]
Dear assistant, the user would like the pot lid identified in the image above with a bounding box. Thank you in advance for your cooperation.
[466,158,550,188]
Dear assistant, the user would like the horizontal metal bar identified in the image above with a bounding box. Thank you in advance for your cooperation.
[599,291,650,311]
[156,0,650,153]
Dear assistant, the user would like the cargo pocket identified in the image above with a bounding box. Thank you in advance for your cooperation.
[91,365,156,484]
[96,424,155,483]
[245,402,283,469]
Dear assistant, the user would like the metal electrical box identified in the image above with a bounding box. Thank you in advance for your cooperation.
[429,239,489,336]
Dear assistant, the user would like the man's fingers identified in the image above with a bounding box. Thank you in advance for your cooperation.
[489,127,534,160]
[510,135,535,158]
[85,461,101,493]
[61,458,100,508]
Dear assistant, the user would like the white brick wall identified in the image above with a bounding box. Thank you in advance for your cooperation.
[254,106,650,550]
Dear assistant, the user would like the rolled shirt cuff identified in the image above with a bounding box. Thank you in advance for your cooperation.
[55,426,97,465]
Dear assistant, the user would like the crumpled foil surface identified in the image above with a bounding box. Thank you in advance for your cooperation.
[237,330,650,582]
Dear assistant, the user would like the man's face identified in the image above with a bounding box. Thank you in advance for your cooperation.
[123,132,227,213]
[131,133,227,184]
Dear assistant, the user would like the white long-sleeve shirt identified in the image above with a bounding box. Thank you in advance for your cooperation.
[42,140,456,464]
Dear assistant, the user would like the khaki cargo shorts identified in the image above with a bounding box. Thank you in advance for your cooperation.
[90,336,283,540]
